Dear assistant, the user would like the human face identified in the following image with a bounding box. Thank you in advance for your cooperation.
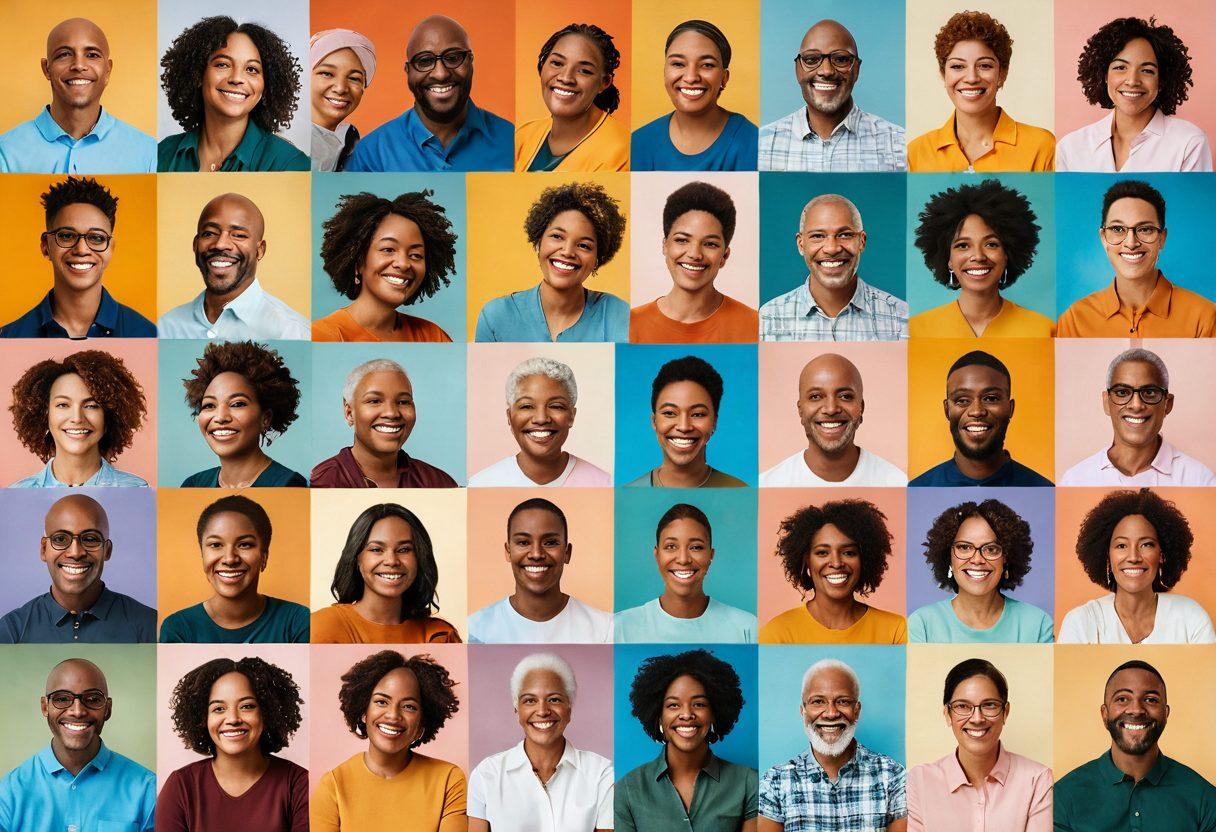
[311,48,367,130]
[944,675,1007,757]
[801,667,860,757]
[951,516,1004,599]
[509,374,574,465]
[536,210,598,291]
[797,356,863,454]
[197,372,269,461]
[1102,668,1168,756]
[42,204,113,294]
[1107,514,1161,595]
[43,19,111,112]
[365,668,423,755]
[945,365,1013,462]
[358,214,427,310]
[207,671,264,760]
[405,18,473,124]
[797,201,866,292]
[663,211,730,294]
[1103,360,1172,452]
[661,674,713,753]
[516,669,572,748]
[652,381,716,470]
[1106,37,1159,120]
[199,511,266,601]
[949,214,1008,293]
[193,195,266,297]
[1102,197,1165,283]
[804,523,861,602]
[942,40,1005,116]
[664,31,727,115]
[540,34,609,120]
[655,517,714,598]
[357,516,419,603]
[42,660,110,756]
[505,508,571,597]
[41,496,111,601]
[347,370,416,457]
[201,33,264,122]
[796,22,859,116]
[48,373,104,460]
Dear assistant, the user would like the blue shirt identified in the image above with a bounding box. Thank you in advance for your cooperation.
[0,742,156,832]
[157,278,310,340]
[0,586,157,644]
[631,111,758,171]
[346,101,513,172]
[759,103,907,172]
[908,596,1054,643]
[615,597,757,643]
[1,288,155,338]
[0,107,156,174]
[157,121,309,172]
[760,276,909,342]
[760,743,906,832]
[159,596,310,643]
[10,458,147,488]
[475,284,628,342]
[909,455,1053,487]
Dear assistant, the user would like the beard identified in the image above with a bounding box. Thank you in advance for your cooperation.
[949,417,1009,461]
[409,75,472,125]
[806,418,861,454]
[804,718,857,757]
[195,250,254,296]
[1105,714,1164,756]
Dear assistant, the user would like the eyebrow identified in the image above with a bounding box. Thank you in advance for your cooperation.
[658,399,710,409]
[372,689,418,702]
[548,50,598,68]
[662,534,707,544]
[1111,686,1162,696]
[200,221,251,232]
[208,695,258,705]
[211,51,262,65]
[667,51,719,60]
[949,385,1007,395]
[547,225,596,242]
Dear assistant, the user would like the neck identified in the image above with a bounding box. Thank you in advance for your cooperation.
[665,740,710,775]
[50,579,105,615]
[954,106,1001,142]
[416,106,468,147]
[351,441,400,482]
[353,591,406,625]
[549,105,602,143]
[523,736,566,778]
[49,101,102,141]
[953,449,1007,481]
[212,747,270,779]
[956,288,1003,334]
[1114,586,1158,616]
[198,115,249,170]
[1111,743,1159,782]
[509,587,569,622]
[539,280,586,314]
[50,451,103,486]
[1113,106,1155,139]
[805,275,856,318]
[50,282,105,337]
[659,284,724,323]
[52,736,101,777]
[802,442,861,483]
[812,739,856,779]
[658,590,710,620]
[1107,435,1162,477]
[202,278,255,324]
[516,451,569,485]
[670,105,729,135]
[217,449,272,487]
[314,110,342,132]
[805,101,851,140]
[956,743,1000,789]
[347,291,401,332]
[206,590,266,628]
[365,745,412,779]
[951,591,1005,627]
[656,456,711,488]
[806,594,865,630]
[1113,271,1160,310]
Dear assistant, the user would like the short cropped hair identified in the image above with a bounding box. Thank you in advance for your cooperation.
[1105,659,1167,693]
[182,341,301,441]
[656,503,712,545]
[342,358,408,404]
[196,495,273,549]
[506,497,568,540]
[663,181,737,246]
[650,356,724,414]
[169,657,302,756]
[338,651,459,746]
[947,351,1011,387]
[799,194,863,232]
[1101,180,1166,227]
[922,500,1034,592]
[1106,348,1169,389]
[934,11,1013,72]
[509,653,577,702]
[523,182,626,270]
[775,500,892,596]
[42,177,118,229]
[801,659,860,698]
[1077,17,1193,115]
[506,357,577,406]
[628,649,744,743]
[1076,489,1192,592]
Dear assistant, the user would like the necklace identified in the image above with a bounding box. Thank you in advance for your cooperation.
[654,466,713,488]
[218,459,273,488]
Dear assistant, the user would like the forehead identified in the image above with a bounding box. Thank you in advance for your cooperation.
[946,39,998,61]
[368,514,413,540]
[202,510,258,537]
[520,668,567,695]
[669,210,725,237]
[408,18,469,55]
[546,209,596,237]
[213,32,260,60]
[1105,196,1160,225]
[515,373,569,400]
[661,516,710,539]
[374,214,424,242]
[45,496,106,530]
[49,372,91,397]
[949,674,1001,701]
[203,370,256,396]
[811,522,855,548]
[803,201,856,230]
[800,22,856,54]
[955,213,999,239]
[664,673,708,698]
[356,370,411,396]
[956,514,996,539]
[509,508,565,536]
[1111,359,1164,386]
[50,202,112,231]
[667,30,721,60]
[947,364,1009,394]
[657,379,712,407]
[1112,512,1156,538]
[209,670,256,699]
[48,19,108,54]
[1114,37,1156,62]
[804,666,857,697]
[552,33,603,66]
[1106,668,1165,699]
[47,660,106,693]
[199,197,263,232]
[800,358,861,392]
[376,666,421,697]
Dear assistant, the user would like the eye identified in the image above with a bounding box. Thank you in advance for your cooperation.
[318,70,333,78]
[211,704,225,714]
[806,232,827,243]
[837,231,855,241]
[577,241,594,251]
[199,230,217,239]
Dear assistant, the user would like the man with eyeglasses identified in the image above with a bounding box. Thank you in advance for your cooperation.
[0,494,156,643]
[759,19,906,171]
[0,658,155,832]
[759,659,907,831]
[346,14,512,172]
[1,177,155,338]
[1059,179,1216,337]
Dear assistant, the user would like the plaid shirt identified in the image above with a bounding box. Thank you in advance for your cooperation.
[760,743,907,832]
[760,277,909,342]
[759,104,907,171]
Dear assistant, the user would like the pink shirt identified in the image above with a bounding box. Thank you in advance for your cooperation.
[907,746,1052,832]
[1059,438,1216,486]
[1056,109,1213,172]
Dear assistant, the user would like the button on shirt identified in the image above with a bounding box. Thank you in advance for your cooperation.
[0,586,157,643]
[760,277,909,341]
[617,750,758,832]
[759,104,907,171]
[157,278,311,340]
[10,458,147,488]
[1054,751,1216,832]
[468,741,613,832]
[346,102,514,172]
[907,745,1053,832]
[1059,438,1216,486]
[1056,110,1214,172]
[157,121,309,172]
[0,107,156,173]
[1,288,156,338]
[760,743,906,832]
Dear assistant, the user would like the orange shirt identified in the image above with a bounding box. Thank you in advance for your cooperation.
[310,603,462,643]
[1056,274,1216,337]
[759,603,908,644]
[629,294,758,343]
[312,307,453,342]
[310,752,466,832]
[908,109,1055,172]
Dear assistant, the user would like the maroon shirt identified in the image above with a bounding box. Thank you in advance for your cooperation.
[155,756,309,832]
[309,447,458,488]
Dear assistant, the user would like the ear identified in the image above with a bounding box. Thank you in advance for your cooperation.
[720,67,730,92]
[40,234,51,261]
[40,538,49,564]
[103,540,113,563]
[706,546,715,567]
[103,698,113,723]
[856,230,867,254]
[1164,393,1174,416]
[1101,390,1112,419]
[40,696,50,719]
[562,543,572,564]
[942,398,950,420]
[942,704,952,728]
[41,58,51,81]
[855,700,863,722]
[504,541,511,563]
[795,231,805,259]
[256,239,267,261]
[1159,227,1167,250]
[344,400,355,427]
[721,246,731,267]
[1008,398,1015,420]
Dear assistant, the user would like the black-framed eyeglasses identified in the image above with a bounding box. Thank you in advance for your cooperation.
[948,699,1005,718]
[795,50,860,71]
[1107,384,1168,405]
[1100,223,1163,244]
[43,228,112,252]
[45,530,108,551]
[407,48,473,73]
[46,689,108,710]
[951,541,1004,561]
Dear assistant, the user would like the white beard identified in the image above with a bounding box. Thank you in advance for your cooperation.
[805,720,857,757]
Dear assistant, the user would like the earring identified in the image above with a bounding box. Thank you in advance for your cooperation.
[709,723,717,741]
[354,270,361,286]
[948,271,959,289]
[657,720,666,743]
[999,269,1008,288]
[1107,562,1113,587]
[1003,568,1009,580]
[947,566,953,580]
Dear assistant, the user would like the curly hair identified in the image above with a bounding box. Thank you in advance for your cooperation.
[922,500,1033,592]
[1076,488,1192,592]
[42,177,118,229]
[10,351,146,462]
[914,179,1039,289]
[776,500,892,596]
[160,16,301,134]
[537,23,621,114]
[934,11,1013,72]
[523,182,626,270]
[331,504,442,618]
[182,341,300,441]
[1077,17,1193,115]
[169,657,302,757]
[629,649,744,743]
[338,651,459,746]
[663,181,737,246]
[650,355,724,414]
[197,494,273,549]
[321,191,457,302]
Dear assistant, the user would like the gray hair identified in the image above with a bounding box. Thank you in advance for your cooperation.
[801,659,860,698]
[510,653,577,703]
[799,194,864,232]
[1106,348,1169,389]
[342,358,409,404]
[505,357,578,406]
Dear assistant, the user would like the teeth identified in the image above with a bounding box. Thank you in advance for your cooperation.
[372,424,403,433]
[377,723,404,736]
[376,573,405,582]
[678,87,706,97]
[818,260,845,268]
[68,262,93,271]
[550,87,576,98]
[672,570,696,579]
[1121,568,1147,576]
[965,425,990,433]
[825,574,849,585]
[221,90,248,100]
[963,569,989,580]
[668,437,697,448]
[531,721,557,730]
[958,89,986,98]
[209,258,236,268]
[818,421,845,429]
[66,79,92,86]
[324,96,349,107]
[1119,90,1145,97]
[382,274,408,286]
[678,262,707,271]
[210,429,236,437]
[524,565,550,574]
[550,259,577,272]
[1120,252,1146,261]
[673,726,699,737]
[964,728,988,737]
[61,564,91,575]
[812,82,838,90]
[1123,416,1148,424]
[219,729,247,737]
[964,268,991,276]
[526,430,555,439]
[63,429,91,436]
[217,570,245,578]
[62,722,90,732]
[428,84,454,94]
[1124,723,1149,731]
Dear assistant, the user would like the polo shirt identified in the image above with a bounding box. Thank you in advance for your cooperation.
[759,103,907,172]
[760,277,909,342]
[1056,110,1213,172]
[10,458,147,488]
[614,597,757,643]
[907,596,1055,644]
[466,596,612,644]
[346,101,513,172]
[907,109,1055,172]
[158,596,310,643]
[760,743,906,832]
[157,121,309,172]
[617,750,758,832]
[1054,751,1216,831]
[1,288,156,338]
[907,746,1053,832]
[475,284,629,342]
[1056,274,1216,338]
[309,447,458,488]
[0,585,157,644]
[157,278,311,340]
[1059,439,1216,486]
[0,107,156,173]
[468,741,613,831]
[909,456,1053,488]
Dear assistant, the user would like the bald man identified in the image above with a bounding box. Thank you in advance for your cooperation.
[760,354,906,486]
[347,14,513,172]
[0,18,156,173]
[0,658,155,831]
[157,192,310,339]
[0,494,156,643]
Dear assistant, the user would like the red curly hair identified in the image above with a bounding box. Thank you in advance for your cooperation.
[934,11,1013,72]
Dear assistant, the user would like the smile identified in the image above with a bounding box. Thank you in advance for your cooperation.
[209,428,237,438]
[677,262,708,273]
[670,569,698,580]
[1118,89,1146,98]
[1122,415,1149,424]
[525,429,556,441]
[673,725,699,737]
[207,257,237,269]
[67,262,95,271]
[549,258,578,272]
[381,274,411,287]
[1119,251,1146,262]
[963,267,992,277]
[59,563,92,576]
[523,565,551,574]
[372,424,403,434]
[962,568,991,581]
[323,95,351,108]
[816,420,847,432]
[963,727,990,738]
[957,87,987,98]
[375,572,407,583]
[427,84,455,95]
[61,721,92,732]
[1120,567,1148,576]
[815,721,847,735]
[1122,721,1151,731]
[549,87,577,99]
[219,89,250,101]
[62,428,92,436]
[376,723,405,737]
[824,573,850,585]
[65,79,94,86]
[667,437,698,448]
[964,424,991,434]
[218,728,248,738]
[530,720,557,730]
[215,569,247,582]
[811,81,839,91]
[678,87,707,97]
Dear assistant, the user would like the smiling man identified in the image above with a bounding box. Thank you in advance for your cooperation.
[0,658,155,832]
[346,14,512,172]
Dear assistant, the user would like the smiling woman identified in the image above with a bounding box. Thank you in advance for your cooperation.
[309,29,376,172]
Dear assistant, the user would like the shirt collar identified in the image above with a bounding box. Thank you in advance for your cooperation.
[504,740,580,772]
[34,106,115,143]
[796,102,861,141]
[41,585,117,625]
[1099,749,1170,786]
[405,100,488,148]
[34,288,120,335]
[1096,274,1173,319]
[651,748,720,781]
[38,740,111,776]
[803,276,871,316]
[1092,109,1168,148]
[195,278,267,325]
[931,108,1017,151]
[174,121,268,170]
[943,745,1010,792]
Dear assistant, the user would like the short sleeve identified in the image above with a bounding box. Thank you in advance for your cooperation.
[887,765,908,821]
[1057,606,1088,644]
[308,771,341,832]
[1037,609,1056,644]
[613,776,637,832]
[595,763,615,828]
[907,609,927,643]
[466,760,488,818]
[288,603,311,643]
[757,767,783,822]
[158,611,188,643]
[152,769,189,832]
[437,765,468,832]
[1183,598,1216,644]
[743,768,759,819]
[474,304,497,342]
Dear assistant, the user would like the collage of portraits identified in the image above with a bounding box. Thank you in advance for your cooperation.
[4,0,1216,830]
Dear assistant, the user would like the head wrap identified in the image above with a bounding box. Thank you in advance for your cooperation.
[310,29,377,86]
[665,20,732,68]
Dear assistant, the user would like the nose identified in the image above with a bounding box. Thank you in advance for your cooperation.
[821,234,843,255]
[70,234,91,255]
[676,412,693,431]
[533,406,554,424]
[827,550,844,568]
[428,58,453,82]
[673,546,694,566]
[65,696,89,718]
[64,536,87,558]
[967,707,986,725]
[213,402,232,423]
[821,700,841,719]
[822,395,843,415]
[966,398,988,418]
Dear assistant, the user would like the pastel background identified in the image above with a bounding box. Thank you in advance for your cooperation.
[906,173,1056,320]
[628,171,760,309]
[311,342,467,485]
[759,0,906,127]
[155,642,309,790]
[759,644,905,769]
[310,172,468,341]
[614,487,758,613]
[757,342,908,474]
[0,488,157,613]
[905,644,1053,767]
[467,643,614,766]
[0,644,156,772]
[157,488,311,629]
[907,338,1054,481]
[156,339,314,486]
[614,643,757,773]
[614,343,758,486]
[308,643,470,792]
[0,339,158,486]
[759,172,907,303]
[466,342,613,478]
[1055,339,1216,475]
[156,0,312,150]
[0,174,158,324]
[1054,645,1216,780]
[904,0,1055,137]
[465,172,630,338]
[309,489,469,637]
[905,488,1055,615]
[466,487,614,613]
[0,0,158,134]
[757,487,908,628]
[309,0,516,133]
[156,173,312,320]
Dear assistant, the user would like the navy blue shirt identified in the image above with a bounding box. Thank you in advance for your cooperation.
[0,585,157,643]
[346,101,513,172]
[1,288,155,338]
[909,455,1054,487]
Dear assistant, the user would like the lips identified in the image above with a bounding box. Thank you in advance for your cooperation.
[962,725,991,738]
[676,261,708,275]
[218,727,249,739]
[323,95,351,110]
[59,719,94,733]
[1121,415,1149,425]
[961,568,991,582]
[1119,251,1146,263]
[812,81,839,91]
[1120,566,1148,577]
[380,273,412,289]
[677,86,707,99]
[205,252,242,273]
[822,571,851,586]
[549,86,578,100]
[956,86,988,99]
[61,427,93,438]
[963,422,991,436]
[529,720,558,731]
[962,265,993,278]
[522,564,552,576]
[374,570,408,585]
[549,258,578,274]
[58,562,93,578]
[669,568,699,582]
[66,261,96,272]
[814,419,849,437]
[814,720,848,738]
[214,567,248,584]
[672,725,700,738]
[376,722,406,738]
[219,88,250,102]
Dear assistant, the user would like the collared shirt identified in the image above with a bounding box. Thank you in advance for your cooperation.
[0,742,156,832]
[760,277,909,342]
[907,746,1053,832]
[0,107,156,173]
[10,458,147,488]
[1060,438,1216,486]
[1,288,156,339]
[909,455,1053,488]
[1056,110,1213,172]
[475,284,629,342]
[1054,751,1216,832]
[908,109,1055,173]
[760,743,906,831]
[157,121,309,172]
[157,278,311,340]
[0,585,157,644]
[1056,274,1216,338]
[346,101,513,172]
[759,104,907,171]
[468,741,613,831]
[617,749,758,832]
[310,447,458,488]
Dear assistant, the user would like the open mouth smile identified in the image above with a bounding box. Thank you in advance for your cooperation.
[963,423,991,435]
[963,726,991,738]
[215,568,248,583]
[677,261,708,274]
[823,572,851,586]
[549,86,578,100]
[522,564,552,575]
[59,563,93,577]
[62,428,93,437]
[372,423,404,434]
[962,266,993,277]
[956,87,988,99]
[677,86,707,98]
[324,95,351,109]
[669,568,699,581]
[374,571,408,584]
[666,436,699,449]
[672,725,700,738]
[1122,415,1149,425]
[1119,251,1147,262]
[60,720,93,733]
[67,261,96,272]
[218,727,249,739]
[530,720,558,731]
[961,568,992,582]
[376,722,405,737]
[381,273,412,288]
[219,89,250,102]
[549,258,578,273]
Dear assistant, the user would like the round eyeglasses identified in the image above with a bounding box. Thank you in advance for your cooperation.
[1106,384,1167,406]
[951,541,1004,561]
[46,689,108,710]
[45,530,108,551]
[407,48,472,73]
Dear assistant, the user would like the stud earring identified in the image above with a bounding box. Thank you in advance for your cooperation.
[354,270,361,286]
[1003,568,1009,580]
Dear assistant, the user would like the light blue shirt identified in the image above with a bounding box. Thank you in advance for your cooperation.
[475,284,628,342]
[760,276,909,342]
[157,278,310,340]
[907,596,1054,643]
[0,107,156,173]
[0,742,155,832]
[759,103,906,172]
[615,597,757,643]
[10,458,147,488]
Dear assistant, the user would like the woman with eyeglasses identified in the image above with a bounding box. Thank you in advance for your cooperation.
[907,659,1052,831]
[908,501,1054,644]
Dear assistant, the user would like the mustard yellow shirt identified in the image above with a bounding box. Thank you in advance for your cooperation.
[759,603,908,644]
[310,752,467,832]
[910,298,1055,338]
[515,110,630,172]
[1057,273,1216,337]
[908,109,1055,172]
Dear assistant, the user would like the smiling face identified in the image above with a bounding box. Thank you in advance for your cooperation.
[536,209,598,291]
[200,511,266,601]
[197,371,268,461]
[193,195,266,298]
[365,667,423,755]
[207,671,264,761]
[312,47,368,130]
[48,372,104,461]
[951,515,1004,599]
[944,674,1007,757]
[1102,197,1165,282]
[945,365,1013,462]
[664,30,727,115]
[43,18,111,113]
[201,32,264,123]
[1103,667,1168,756]
[1107,514,1161,595]
[1107,37,1159,120]
[357,515,419,603]
[652,381,716,470]
[516,668,572,749]
[358,214,427,310]
[42,659,110,758]
[663,210,730,294]
[406,17,473,125]
[1103,360,1172,453]
[801,666,860,757]
[661,674,713,753]
[655,517,714,599]
[41,495,111,601]
[506,508,571,598]
[942,39,1005,116]
[797,200,866,293]
[950,214,1008,293]
[42,203,113,294]
[347,370,416,458]
[804,523,861,602]
[796,21,859,116]
[540,33,609,120]
[797,355,863,454]
[509,374,574,465]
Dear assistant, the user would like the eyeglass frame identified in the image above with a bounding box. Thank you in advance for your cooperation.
[43,529,110,552]
[42,228,113,253]
[794,50,861,72]
[1106,384,1168,406]
[951,540,1004,561]
[947,699,1006,719]
[45,689,109,710]
[1099,223,1164,245]
[406,48,473,74]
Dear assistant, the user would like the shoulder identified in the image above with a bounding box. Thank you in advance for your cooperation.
[860,281,910,315]
[1163,115,1209,141]
[1055,756,1104,792]
[1168,281,1216,311]
[1004,596,1053,622]
[759,284,804,312]
[259,133,310,170]
[475,105,515,136]
[157,131,190,154]
[1014,119,1056,147]
[856,108,906,138]
[265,595,310,618]
[359,113,409,145]
[707,598,758,626]
[515,117,551,143]
[865,605,908,627]
[760,109,801,136]
[908,458,954,486]
[181,467,219,487]
[596,113,630,142]
[588,290,630,313]
[1159,592,1212,617]
[857,743,906,776]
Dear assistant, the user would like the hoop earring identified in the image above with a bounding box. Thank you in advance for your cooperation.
[999,269,1008,288]
[1107,562,1113,588]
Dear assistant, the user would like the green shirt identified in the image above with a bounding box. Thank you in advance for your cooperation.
[616,749,758,832]
[158,120,309,172]
[1054,750,1216,831]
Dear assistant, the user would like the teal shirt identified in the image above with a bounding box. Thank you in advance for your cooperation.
[158,121,309,171]
[181,459,307,487]
[159,596,310,643]
[615,597,757,643]
[908,596,1054,643]
[1054,751,1216,831]
[616,750,758,832]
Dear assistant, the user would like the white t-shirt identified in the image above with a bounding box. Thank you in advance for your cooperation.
[759,447,906,487]
[467,595,613,643]
[468,741,614,832]
[1058,592,1216,644]
[468,454,611,487]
